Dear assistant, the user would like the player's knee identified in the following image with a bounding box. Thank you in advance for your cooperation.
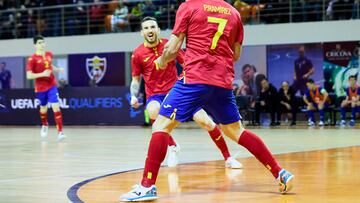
[40,106,48,113]
[51,103,61,112]
[147,102,160,119]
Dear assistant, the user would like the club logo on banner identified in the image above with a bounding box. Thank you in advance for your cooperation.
[86,56,107,83]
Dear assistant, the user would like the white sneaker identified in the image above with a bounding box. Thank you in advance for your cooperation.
[308,120,315,126]
[225,157,243,169]
[167,145,180,168]
[120,184,157,202]
[57,132,66,141]
[318,121,325,126]
[340,120,346,127]
[40,125,48,138]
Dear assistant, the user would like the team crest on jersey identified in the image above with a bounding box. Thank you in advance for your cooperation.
[86,56,107,83]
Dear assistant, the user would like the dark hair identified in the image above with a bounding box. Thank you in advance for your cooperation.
[141,16,157,24]
[242,64,257,72]
[306,78,314,84]
[349,75,357,80]
[33,35,44,44]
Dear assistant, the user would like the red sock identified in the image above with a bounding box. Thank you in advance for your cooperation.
[54,111,63,133]
[208,126,230,160]
[141,131,169,187]
[238,130,282,178]
[40,112,48,126]
[150,119,155,124]
[168,135,177,147]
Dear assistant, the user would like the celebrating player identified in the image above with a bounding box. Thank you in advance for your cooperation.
[130,16,242,168]
[121,1,294,201]
[26,35,66,141]
[340,75,360,126]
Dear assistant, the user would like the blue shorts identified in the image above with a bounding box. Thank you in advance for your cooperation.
[146,94,167,108]
[159,81,241,124]
[36,86,60,106]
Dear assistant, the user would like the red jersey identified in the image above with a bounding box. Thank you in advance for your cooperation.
[26,51,57,92]
[132,38,185,98]
[172,0,244,89]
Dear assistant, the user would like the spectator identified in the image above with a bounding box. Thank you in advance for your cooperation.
[278,81,297,126]
[240,64,266,107]
[128,2,144,31]
[112,0,130,32]
[142,0,156,17]
[303,78,330,126]
[89,0,105,34]
[255,78,280,126]
[0,62,14,89]
[292,45,315,95]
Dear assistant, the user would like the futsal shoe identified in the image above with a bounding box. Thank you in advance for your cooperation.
[307,120,315,126]
[57,132,66,141]
[340,120,346,127]
[318,120,325,126]
[225,157,243,169]
[349,119,355,127]
[120,184,157,202]
[277,169,294,194]
[40,125,48,138]
[167,144,180,168]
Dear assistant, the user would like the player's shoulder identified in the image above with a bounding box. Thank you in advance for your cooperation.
[28,54,37,61]
[132,44,146,58]
[46,51,53,56]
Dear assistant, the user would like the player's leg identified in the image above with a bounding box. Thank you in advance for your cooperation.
[350,100,358,126]
[48,86,65,141]
[206,87,294,193]
[147,96,179,167]
[220,121,294,193]
[340,100,350,126]
[120,81,210,201]
[307,103,316,126]
[317,103,325,126]
[37,91,49,138]
[147,97,177,147]
[192,109,242,169]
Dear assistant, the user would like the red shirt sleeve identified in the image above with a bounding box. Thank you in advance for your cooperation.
[131,52,141,76]
[26,56,34,72]
[176,49,185,65]
[172,3,190,36]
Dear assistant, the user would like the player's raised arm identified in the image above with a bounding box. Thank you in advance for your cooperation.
[156,33,185,69]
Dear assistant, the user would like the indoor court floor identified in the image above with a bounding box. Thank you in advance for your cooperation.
[0,125,359,203]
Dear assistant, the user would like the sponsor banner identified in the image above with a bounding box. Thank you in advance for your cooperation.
[323,41,360,96]
[68,52,125,87]
[267,43,324,94]
[0,87,144,125]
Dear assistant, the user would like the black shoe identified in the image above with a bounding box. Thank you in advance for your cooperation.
[290,122,296,126]
[275,122,281,126]
[270,122,276,126]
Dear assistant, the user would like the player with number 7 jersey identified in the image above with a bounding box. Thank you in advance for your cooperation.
[174,0,244,89]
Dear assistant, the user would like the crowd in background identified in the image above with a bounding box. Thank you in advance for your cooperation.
[0,0,359,39]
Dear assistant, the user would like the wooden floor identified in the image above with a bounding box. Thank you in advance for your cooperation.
[0,125,360,203]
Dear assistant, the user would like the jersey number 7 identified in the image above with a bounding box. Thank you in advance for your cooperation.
[207,17,228,50]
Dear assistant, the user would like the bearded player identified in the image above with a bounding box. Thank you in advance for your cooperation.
[130,16,242,168]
